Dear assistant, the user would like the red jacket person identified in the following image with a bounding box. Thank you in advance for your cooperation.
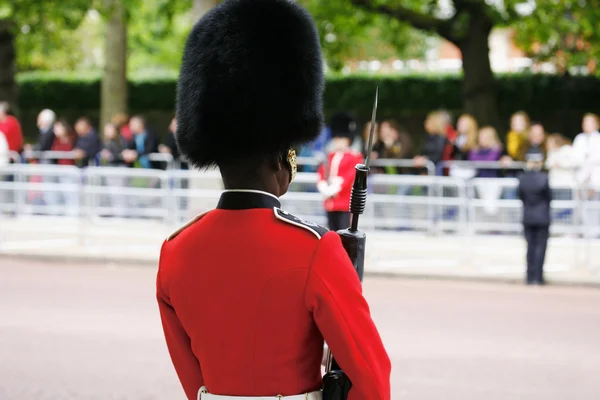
[156,1,391,400]
[317,112,363,232]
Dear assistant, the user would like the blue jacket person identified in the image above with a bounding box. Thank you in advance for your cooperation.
[518,150,552,285]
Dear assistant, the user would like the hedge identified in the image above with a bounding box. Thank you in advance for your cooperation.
[17,72,600,120]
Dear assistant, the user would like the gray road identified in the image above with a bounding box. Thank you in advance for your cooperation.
[1,258,599,400]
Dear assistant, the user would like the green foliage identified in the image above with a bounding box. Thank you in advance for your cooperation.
[13,0,193,73]
[125,0,193,73]
[513,0,600,71]
[2,0,91,71]
[301,0,427,71]
[16,72,600,120]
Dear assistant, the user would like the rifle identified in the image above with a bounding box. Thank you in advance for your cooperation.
[322,87,378,400]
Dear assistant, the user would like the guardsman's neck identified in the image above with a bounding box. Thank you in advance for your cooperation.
[222,183,279,198]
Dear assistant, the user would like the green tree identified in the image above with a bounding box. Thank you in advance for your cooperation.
[513,0,600,74]
[100,0,128,129]
[302,0,427,71]
[98,0,195,127]
[0,0,89,112]
[305,0,533,128]
[127,0,196,73]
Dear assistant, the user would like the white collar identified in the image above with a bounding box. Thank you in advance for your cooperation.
[221,189,280,200]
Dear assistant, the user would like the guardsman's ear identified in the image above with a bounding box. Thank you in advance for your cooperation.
[269,155,282,173]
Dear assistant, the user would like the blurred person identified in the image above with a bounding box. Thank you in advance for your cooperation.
[414,111,448,174]
[100,123,128,217]
[518,150,551,285]
[122,115,159,169]
[521,122,546,160]
[50,119,77,166]
[372,119,414,174]
[46,119,79,216]
[159,117,188,169]
[373,119,416,222]
[468,126,503,178]
[159,117,189,209]
[0,102,23,153]
[73,117,102,167]
[572,113,600,189]
[357,121,379,168]
[112,113,133,142]
[0,102,21,211]
[449,114,478,179]
[317,111,363,231]
[0,129,8,167]
[439,109,457,141]
[297,126,330,173]
[453,114,478,160]
[545,133,576,187]
[469,126,505,216]
[159,2,391,399]
[22,109,57,211]
[353,120,378,157]
[506,111,530,161]
[100,123,127,167]
[28,109,56,153]
[438,109,458,175]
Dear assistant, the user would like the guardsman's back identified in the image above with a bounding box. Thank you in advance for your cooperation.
[158,190,391,399]
[157,0,390,399]
[160,192,327,395]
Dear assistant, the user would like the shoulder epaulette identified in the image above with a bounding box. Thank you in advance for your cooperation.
[273,207,329,239]
[166,211,211,241]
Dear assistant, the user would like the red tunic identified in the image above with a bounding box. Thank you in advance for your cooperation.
[157,190,390,400]
[317,151,363,212]
[0,115,24,152]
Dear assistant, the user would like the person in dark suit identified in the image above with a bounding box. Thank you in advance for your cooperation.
[73,117,102,167]
[159,117,188,170]
[122,115,160,169]
[518,150,552,285]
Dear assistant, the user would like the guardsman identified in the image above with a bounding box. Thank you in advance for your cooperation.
[156,1,391,399]
[317,112,364,232]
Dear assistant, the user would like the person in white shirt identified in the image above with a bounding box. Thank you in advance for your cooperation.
[545,133,577,187]
[572,114,600,235]
[572,113,600,188]
[0,130,9,168]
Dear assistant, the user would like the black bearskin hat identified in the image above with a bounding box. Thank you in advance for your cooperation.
[176,0,325,169]
[330,112,357,140]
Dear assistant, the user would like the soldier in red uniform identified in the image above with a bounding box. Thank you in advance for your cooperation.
[317,112,364,231]
[156,1,391,400]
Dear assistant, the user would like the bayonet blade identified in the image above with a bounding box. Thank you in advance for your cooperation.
[364,86,379,170]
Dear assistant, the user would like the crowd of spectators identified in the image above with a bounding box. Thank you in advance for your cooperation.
[1,101,600,190]
[0,103,180,170]
[300,109,600,189]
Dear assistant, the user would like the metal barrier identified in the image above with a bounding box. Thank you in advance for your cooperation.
[0,163,82,216]
[467,178,581,236]
[23,150,78,162]
[85,167,170,222]
[148,153,174,170]
[443,160,527,171]
[1,164,599,269]
[0,164,594,230]
[20,150,174,169]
